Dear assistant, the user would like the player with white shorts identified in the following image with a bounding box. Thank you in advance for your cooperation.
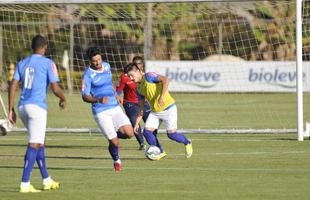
[81,47,133,172]
[8,35,66,193]
[127,64,193,160]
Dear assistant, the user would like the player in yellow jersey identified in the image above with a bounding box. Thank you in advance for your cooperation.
[126,64,193,159]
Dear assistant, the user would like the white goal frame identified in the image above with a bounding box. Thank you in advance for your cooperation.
[0,0,305,140]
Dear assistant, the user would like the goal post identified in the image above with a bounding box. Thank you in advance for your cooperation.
[0,0,308,139]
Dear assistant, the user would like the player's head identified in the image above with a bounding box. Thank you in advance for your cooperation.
[126,63,143,83]
[124,63,135,74]
[31,35,48,53]
[132,56,145,72]
[86,47,102,69]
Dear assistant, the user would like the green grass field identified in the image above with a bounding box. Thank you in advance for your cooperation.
[1,133,310,200]
[2,92,309,130]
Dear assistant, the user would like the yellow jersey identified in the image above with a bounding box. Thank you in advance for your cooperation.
[137,72,175,112]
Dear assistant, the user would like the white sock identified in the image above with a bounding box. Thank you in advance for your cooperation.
[114,159,121,164]
[43,177,52,184]
[20,182,30,188]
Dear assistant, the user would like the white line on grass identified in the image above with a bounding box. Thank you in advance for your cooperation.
[0,150,309,159]
[1,164,309,172]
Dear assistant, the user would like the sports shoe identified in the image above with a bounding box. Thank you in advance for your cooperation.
[185,141,193,158]
[155,151,167,161]
[20,184,41,193]
[114,160,122,172]
[139,144,146,150]
[43,179,60,190]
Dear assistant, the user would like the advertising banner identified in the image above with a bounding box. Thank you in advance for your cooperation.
[146,61,310,92]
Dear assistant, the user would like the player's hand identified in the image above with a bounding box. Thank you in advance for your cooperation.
[133,124,140,134]
[8,109,16,125]
[158,96,164,107]
[59,99,66,110]
[100,97,109,104]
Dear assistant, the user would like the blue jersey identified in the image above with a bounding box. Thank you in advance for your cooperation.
[13,54,59,110]
[81,62,118,115]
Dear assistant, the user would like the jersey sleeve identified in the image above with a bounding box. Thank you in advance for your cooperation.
[81,72,92,96]
[13,62,21,81]
[145,72,159,83]
[47,62,59,83]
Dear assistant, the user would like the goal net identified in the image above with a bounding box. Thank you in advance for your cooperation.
[0,0,308,134]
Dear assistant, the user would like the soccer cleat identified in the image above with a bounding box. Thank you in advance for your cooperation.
[114,161,122,172]
[43,179,60,190]
[154,151,167,161]
[185,141,193,158]
[20,184,41,193]
[139,144,146,150]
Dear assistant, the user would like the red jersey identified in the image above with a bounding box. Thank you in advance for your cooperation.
[116,73,138,103]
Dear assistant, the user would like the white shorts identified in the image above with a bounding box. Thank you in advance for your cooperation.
[18,104,47,144]
[145,105,177,131]
[94,106,131,140]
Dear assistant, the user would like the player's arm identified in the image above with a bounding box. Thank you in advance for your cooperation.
[115,74,126,105]
[8,79,18,124]
[134,94,145,133]
[82,94,109,104]
[50,83,67,109]
[157,75,169,107]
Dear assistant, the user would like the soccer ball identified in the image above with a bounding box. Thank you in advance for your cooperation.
[145,145,161,161]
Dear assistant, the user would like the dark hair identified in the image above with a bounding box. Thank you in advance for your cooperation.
[31,35,47,51]
[132,55,144,65]
[86,47,101,60]
[123,63,131,74]
[126,63,140,73]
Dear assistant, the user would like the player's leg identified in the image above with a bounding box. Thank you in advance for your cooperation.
[143,108,161,150]
[163,105,193,158]
[112,106,134,139]
[144,113,165,153]
[18,105,41,193]
[95,109,122,171]
[124,102,145,149]
[23,105,60,191]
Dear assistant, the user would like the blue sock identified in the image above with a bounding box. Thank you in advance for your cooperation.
[21,146,38,182]
[143,129,157,146]
[135,127,144,145]
[108,144,119,161]
[167,132,190,145]
[117,131,128,139]
[36,146,49,179]
[153,130,164,153]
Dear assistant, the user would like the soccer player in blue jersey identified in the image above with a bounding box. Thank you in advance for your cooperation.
[126,64,193,160]
[8,35,66,193]
[81,47,134,172]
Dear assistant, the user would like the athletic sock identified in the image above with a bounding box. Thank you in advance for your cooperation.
[143,129,157,146]
[21,146,38,182]
[108,144,120,161]
[36,146,49,179]
[167,132,190,145]
[135,127,145,145]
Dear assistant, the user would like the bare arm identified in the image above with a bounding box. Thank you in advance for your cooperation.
[157,75,169,107]
[82,94,109,104]
[134,97,145,133]
[50,82,67,109]
[8,80,19,124]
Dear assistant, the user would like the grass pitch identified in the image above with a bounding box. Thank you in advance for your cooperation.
[1,132,310,200]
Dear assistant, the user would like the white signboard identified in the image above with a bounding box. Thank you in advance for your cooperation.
[146,61,310,92]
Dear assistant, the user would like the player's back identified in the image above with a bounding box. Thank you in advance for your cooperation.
[15,54,58,109]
